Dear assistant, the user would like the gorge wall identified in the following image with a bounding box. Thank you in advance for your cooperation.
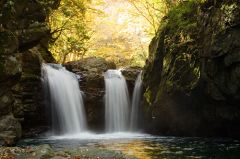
[2,0,239,145]
[0,0,59,145]
[143,0,240,137]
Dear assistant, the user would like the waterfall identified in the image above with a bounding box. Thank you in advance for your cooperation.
[42,63,87,135]
[104,70,130,132]
[130,72,142,131]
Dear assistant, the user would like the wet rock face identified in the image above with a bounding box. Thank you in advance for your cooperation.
[65,57,116,131]
[121,67,142,96]
[0,0,59,145]
[199,1,240,103]
[143,0,240,137]
[0,115,22,146]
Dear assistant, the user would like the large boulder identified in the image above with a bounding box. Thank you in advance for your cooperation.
[0,54,22,82]
[121,67,142,95]
[0,115,22,146]
[143,0,240,137]
[0,92,13,116]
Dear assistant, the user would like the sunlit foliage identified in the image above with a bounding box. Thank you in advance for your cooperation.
[48,0,90,63]
[127,0,167,35]
[85,0,157,67]
[49,0,172,66]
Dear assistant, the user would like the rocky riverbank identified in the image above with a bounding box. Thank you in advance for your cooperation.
[0,144,136,159]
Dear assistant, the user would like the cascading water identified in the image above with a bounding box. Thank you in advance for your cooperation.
[104,70,130,132]
[42,63,87,135]
[130,71,142,131]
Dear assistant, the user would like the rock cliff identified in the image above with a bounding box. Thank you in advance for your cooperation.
[143,0,240,137]
[0,0,59,145]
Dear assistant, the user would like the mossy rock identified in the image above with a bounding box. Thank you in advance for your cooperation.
[0,92,14,116]
[142,0,240,137]
[0,31,18,55]
[0,54,22,81]
[0,115,22,146]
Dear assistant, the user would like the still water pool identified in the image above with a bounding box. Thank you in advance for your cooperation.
[18,132,240,159]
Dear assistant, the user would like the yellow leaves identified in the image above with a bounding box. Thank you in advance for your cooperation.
[48,0,168,66]
[84,0,153,67]
[0,153,15,159]
[0,148,21,159]
[48,0,90,63]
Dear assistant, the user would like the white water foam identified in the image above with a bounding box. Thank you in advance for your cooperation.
[49,132,152,140]
[42,63,87,135]
[104,70,130,132]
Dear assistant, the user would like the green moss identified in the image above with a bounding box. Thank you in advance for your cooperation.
[0,59,4,76]
[167,0,200,35]
[1,0,16,21]
[0,32,8,75]
[144,87,153,106]
[21,73,40,82]
[0,33,6,77]
[151,0,202,94]
[0,32,9,48]
[156,83,166,102]
[0,31,17,55]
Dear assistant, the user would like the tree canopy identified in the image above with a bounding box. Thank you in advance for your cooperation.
[48,0,176,67]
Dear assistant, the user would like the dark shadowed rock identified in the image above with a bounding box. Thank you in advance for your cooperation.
[121,67,142,96]
[121,67,141,82]
[143,0,240,137]
[0,0,59,144]
[0,92,13,116]
[0,115,22,146]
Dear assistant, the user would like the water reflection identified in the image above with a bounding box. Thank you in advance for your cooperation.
[95,138,240,159]
[18,134,240,159]
[100,140,153,159]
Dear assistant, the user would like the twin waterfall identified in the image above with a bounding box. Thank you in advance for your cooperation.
[42,64,142,135]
